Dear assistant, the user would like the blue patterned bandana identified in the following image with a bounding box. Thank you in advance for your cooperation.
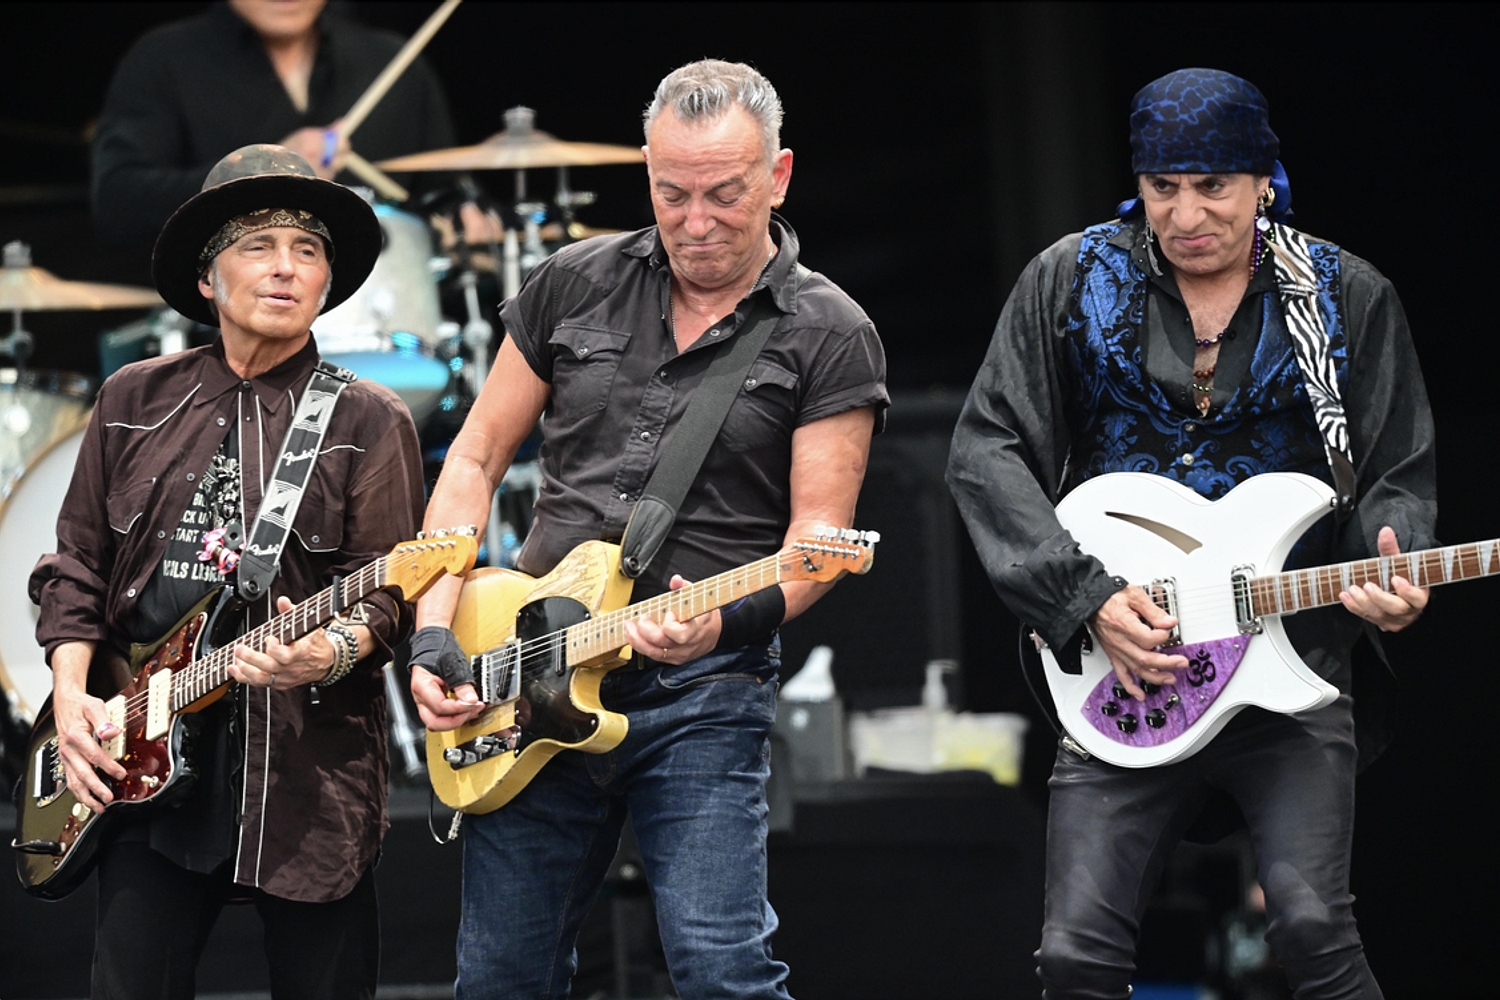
[1129,68,1278,175]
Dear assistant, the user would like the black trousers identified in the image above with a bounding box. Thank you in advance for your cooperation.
[92,840,379,1000]
[1036,695,1382,1000]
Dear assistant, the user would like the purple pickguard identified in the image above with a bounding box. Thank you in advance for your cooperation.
[1081,636,1252,748]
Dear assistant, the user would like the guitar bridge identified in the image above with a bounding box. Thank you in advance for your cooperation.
[1231,564,1263,634]
[442,729,521,769]
[1147,578,1181,646]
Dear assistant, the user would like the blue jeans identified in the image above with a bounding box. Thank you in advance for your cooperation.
[1037,696,1381,1000]
[455,643,793,1000]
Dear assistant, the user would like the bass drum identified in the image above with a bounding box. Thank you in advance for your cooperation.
[0,371,91,771]
[314,203,454,428]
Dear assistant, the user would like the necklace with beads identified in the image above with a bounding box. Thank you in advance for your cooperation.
[1188,231,1271,412]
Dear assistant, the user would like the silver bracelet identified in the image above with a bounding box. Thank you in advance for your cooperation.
[322,620,359,685]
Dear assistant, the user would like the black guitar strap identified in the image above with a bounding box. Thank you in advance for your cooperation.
[619,264,809,579]
[236,360,357,601]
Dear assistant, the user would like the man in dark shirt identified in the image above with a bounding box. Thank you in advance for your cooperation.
[408,60,887,999]
[32,144,424,999]
[91,0,455,256]
[948,69,1433,998]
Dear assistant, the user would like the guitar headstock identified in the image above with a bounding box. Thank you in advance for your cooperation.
[387,527,479,599]
[784,526,879,582]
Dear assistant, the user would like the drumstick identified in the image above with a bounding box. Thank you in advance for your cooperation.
[341,0,463,142]
[344,150,410,202]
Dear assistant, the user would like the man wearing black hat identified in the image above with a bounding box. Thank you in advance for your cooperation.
[949,69,1434,996]
[31,144,424,998]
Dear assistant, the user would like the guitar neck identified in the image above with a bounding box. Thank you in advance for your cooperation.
[1251,539,1500,617]
[169,557,390,711]
[565,551,788,664]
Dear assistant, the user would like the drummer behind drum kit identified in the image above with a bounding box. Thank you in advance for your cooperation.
[0,110,646,784]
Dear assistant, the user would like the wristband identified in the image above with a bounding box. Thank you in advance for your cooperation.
[321,129,338,168]
[714,587,786,652]
[408,626,473,689]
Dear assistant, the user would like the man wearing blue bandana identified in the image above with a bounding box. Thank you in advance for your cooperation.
[949,68,1434,997]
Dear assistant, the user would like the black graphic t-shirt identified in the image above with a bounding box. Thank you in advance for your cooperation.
[119,425,245,871]
[132,427,241,643]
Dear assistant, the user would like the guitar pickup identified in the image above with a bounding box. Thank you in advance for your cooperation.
[442,729,520,769]
[1146,578,1181,646]
[1231,564,1264,634]
[475,642,522,706]
[31,737,65,806]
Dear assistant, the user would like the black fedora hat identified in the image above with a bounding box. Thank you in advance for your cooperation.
[152,144,381,327]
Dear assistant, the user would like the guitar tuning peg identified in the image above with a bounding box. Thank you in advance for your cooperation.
[861,531,880,545]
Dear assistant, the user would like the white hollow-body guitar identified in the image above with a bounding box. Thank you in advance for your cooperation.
[1042,472,1481,768]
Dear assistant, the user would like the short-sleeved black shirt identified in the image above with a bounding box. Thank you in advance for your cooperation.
[501,217,888,599]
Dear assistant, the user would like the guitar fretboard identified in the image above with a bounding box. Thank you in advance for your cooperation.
[1248,539,1500,617]
[167,558,389,711]
[564,551,790,665]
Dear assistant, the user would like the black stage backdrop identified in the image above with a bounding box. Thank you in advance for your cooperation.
[2,3,1494,997]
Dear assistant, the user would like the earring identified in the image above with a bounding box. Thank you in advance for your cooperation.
[1256,188,1273,233]
[772,196,785,209]
[1250,195,1270,278]
[1144,223,1164,277]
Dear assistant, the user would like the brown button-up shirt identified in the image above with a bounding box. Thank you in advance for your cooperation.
[30,337,424,901]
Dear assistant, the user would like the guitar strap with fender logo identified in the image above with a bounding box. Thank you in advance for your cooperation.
[235,360,357,602]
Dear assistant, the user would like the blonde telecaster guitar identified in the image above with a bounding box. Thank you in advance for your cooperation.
[428,527,879,814]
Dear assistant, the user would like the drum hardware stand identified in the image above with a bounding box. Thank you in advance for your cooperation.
[554,166,598,240]
[151,308,193,356]
[440,180,509,564]
[383,662,428,780]
[2,243,37,368]
[516,201,549,275]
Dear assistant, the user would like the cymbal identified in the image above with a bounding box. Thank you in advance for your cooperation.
[378,106,642,172]
[0,265,161,311]
[380,131,642,172]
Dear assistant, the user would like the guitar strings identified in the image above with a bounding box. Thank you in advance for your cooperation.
[485,551,795,689]
[1079,540,1500,631]
[108,557,390,729]
[472,545,857,694]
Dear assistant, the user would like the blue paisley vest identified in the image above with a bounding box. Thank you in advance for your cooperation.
[1061,221,1348,502]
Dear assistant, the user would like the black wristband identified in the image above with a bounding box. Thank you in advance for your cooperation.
[714,586,786,652]
[407,626,473,689]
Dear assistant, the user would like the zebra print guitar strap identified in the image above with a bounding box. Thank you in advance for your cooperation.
[1268,223,1357,512]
